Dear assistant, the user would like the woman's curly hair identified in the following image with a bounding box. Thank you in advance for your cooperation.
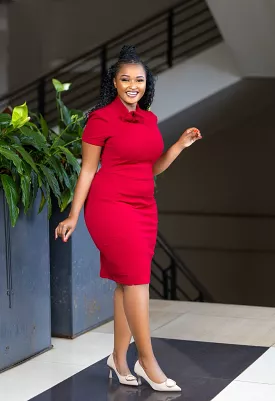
[86,45,156,119]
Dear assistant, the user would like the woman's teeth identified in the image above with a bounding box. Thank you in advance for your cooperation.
[126,91,138,97]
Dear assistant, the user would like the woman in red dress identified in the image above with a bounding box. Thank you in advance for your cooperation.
[55,45,201,392]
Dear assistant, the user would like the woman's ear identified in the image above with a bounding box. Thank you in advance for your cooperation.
[113,78,117,89]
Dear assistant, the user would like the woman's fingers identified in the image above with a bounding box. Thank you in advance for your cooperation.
[61,224,69,241]
[187,128,201,137]
[64,228,73,242]
[55,223,70,242]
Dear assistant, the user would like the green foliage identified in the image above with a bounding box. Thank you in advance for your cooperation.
[0,80,85,226]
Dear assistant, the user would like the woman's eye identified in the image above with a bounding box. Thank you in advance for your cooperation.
[137,79,144,83]
[121,78,129,82]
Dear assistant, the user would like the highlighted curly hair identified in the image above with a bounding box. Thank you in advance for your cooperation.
[86,45,156,118]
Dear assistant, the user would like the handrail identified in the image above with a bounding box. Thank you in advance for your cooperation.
[0,0,186,101]
[157,231,214,302]
[151,231,214,302]
[0,0,222,124]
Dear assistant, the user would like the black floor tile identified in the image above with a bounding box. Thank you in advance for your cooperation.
[149,338,267,380]
[30,338,268,401]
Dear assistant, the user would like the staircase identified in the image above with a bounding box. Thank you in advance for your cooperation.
[0,0,222,125]
[151,232,214,302]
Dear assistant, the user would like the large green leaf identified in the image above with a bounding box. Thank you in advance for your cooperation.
[57,98,71,126]
[13,144,38,173]
[0,113,12,127]
[41,183,52,219]
[60,188,72,212]
[19,126,48,151]
[8,135,21,145]
[29,170,39,211]
[0,145,23,173]
[22,160,32,176]
[38,188,46,214]
[56,132,76,143]
[39,164,61,201]
[69,173,78,191]
[0,156,11,170]
[0,174,20,227]
[46,155,64,183]
[11,103,30,129]
[20,173,31,213]
[60,164,72,190]
[52,79,71,93]
[58,146,80,174]
[40,114,49,138]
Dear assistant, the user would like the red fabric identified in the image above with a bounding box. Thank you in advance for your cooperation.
[82,97,164,285]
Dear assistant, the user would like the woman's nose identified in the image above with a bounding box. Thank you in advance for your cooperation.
[129,81,138,89]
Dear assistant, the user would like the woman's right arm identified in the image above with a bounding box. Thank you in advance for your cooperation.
[55,142,101,242]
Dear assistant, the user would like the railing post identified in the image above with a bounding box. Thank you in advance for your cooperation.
[100,46,107,84]
[38,78,45,117]
[170,260,177,300]
[163,270,170,300]
[167,9,174,68]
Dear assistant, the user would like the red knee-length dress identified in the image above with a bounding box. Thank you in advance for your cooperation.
[82,96,164,285]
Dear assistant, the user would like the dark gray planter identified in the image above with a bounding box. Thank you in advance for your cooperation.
[49,201,115,338]
[0,191,51,373]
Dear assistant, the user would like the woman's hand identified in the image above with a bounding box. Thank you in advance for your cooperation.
[55,215,78,242]
[177,127,202,149]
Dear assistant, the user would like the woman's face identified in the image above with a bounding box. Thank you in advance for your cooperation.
[113,63,146,108]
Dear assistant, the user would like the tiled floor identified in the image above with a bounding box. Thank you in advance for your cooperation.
[1,300,275,400]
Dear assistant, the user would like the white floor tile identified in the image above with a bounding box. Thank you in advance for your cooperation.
[92,310,183,334]
[149,299,191,313]
[152,313,275,346]
[212,380,275,401]
[149,300,275,319]
[92,320,114,333]
[150,311,184,331]
[0,359,82,401]
[237,347,275,384]
[33,332,115,367]
[186,302,275,319]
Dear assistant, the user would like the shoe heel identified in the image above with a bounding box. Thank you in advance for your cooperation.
[137,376,142,385]
[109,369,113,379]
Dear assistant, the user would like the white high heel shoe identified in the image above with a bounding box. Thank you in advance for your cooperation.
[134,360,181,392]
[107,354,138,386]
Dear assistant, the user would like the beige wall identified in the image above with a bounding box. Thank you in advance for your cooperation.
[206,0,275,77]
[155,80,275,307]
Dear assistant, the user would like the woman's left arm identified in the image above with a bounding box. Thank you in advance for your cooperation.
[153,127,202,176]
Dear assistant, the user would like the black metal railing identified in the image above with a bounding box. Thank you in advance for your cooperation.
[0,0,222,124]
[150,231,214,302]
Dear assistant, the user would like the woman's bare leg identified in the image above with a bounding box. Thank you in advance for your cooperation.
[113,284,132,375]
[123,284,167,383]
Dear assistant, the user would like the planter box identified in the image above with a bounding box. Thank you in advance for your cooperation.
[49,201,115,338]
[0,191,51,373]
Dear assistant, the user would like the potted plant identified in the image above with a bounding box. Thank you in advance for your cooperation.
[0,84,92,371]
[48,79,115,338]
[0,103,54,372]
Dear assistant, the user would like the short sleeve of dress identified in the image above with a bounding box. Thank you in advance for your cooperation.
[82,111,109,146]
